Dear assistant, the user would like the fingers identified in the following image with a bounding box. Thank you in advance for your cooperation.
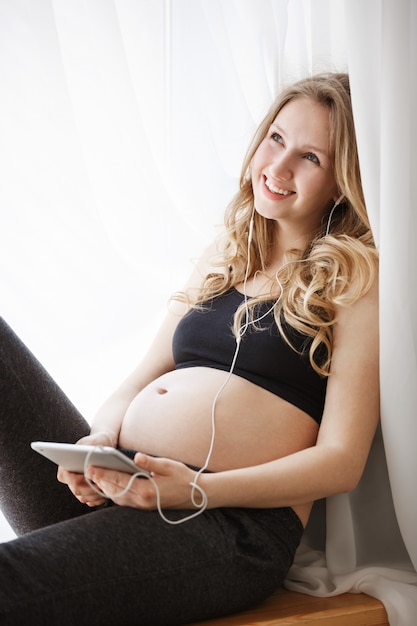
[85,466,156,508]
[133,452,170,476]
[82,456,199,511]
[57,467,106,507]
[56,435,116,507]
[76,490,107,507]
[71,475,106,506]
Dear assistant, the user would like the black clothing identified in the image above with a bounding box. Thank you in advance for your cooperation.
[173,288,327,424]
[0,317,303,625]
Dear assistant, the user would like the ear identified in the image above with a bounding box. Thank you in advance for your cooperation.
[333,193,345,206]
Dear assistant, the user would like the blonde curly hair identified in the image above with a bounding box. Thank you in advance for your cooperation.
[176,73,378,376]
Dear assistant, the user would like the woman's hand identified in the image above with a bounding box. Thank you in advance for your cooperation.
[57,431,117,508]
[85,453,201,511]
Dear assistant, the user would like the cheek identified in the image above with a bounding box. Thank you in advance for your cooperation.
[251,141,270,170]
[250,150,269,190]
[303,171,337,200]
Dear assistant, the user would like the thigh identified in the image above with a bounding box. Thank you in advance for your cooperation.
[0,317,91,534]
[0,504,303,626]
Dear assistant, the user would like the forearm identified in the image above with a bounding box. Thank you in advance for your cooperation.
[200,444,365,510]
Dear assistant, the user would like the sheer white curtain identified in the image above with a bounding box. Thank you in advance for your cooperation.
[286,3,417,624]
[0,0,416,623]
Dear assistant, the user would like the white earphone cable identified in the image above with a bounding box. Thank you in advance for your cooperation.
[83,198,342,524]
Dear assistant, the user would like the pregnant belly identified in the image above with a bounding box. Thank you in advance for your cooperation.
[118,367,318,472]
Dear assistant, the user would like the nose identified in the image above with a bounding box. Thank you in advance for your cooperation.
[269,152,293,182]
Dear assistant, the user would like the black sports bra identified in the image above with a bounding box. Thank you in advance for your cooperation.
[172,288,327,424]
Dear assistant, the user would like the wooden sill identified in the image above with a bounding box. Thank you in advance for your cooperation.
[190,588,389,625]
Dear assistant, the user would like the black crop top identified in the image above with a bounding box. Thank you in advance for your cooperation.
[172,288,327,424]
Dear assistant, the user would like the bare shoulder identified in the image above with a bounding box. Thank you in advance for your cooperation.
[333,275,379,348]
[331,273,379,382]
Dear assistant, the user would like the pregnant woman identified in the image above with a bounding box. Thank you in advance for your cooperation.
[0,72,379,625]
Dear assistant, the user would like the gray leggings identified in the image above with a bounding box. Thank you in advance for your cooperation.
[0,317,303,625]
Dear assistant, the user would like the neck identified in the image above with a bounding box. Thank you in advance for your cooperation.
[271,219,317,257]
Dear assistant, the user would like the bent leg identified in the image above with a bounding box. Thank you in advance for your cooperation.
[0,504,303,625]
[0,317,91,534]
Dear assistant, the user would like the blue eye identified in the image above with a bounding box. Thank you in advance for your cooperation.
[305,153,320,165]
[270,132,283,143]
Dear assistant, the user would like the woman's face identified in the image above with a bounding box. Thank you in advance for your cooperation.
[251,97,339,238]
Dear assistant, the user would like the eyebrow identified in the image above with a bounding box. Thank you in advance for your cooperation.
[271,123,330,157]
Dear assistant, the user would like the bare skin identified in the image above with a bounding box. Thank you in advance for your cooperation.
[57,258,378,528]
[119,368,319,473]
[58,98,380,529]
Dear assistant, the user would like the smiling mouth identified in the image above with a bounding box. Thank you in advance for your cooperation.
[264,177,294,196]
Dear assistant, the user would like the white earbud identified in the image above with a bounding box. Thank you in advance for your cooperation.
[248,218,254,245]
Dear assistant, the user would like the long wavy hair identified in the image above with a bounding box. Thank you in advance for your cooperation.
[175,73,378,376]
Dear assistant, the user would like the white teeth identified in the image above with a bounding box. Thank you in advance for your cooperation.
[265,178,292,195]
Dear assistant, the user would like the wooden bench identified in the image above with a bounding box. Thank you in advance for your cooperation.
[190,588,389,625]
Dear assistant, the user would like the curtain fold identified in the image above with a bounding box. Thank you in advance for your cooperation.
[1,1,416,622]
[286,2,417,624]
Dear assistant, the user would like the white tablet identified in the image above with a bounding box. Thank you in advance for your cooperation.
[31,441,150,476]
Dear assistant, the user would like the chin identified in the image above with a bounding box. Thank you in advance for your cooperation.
[254,205,286,222]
